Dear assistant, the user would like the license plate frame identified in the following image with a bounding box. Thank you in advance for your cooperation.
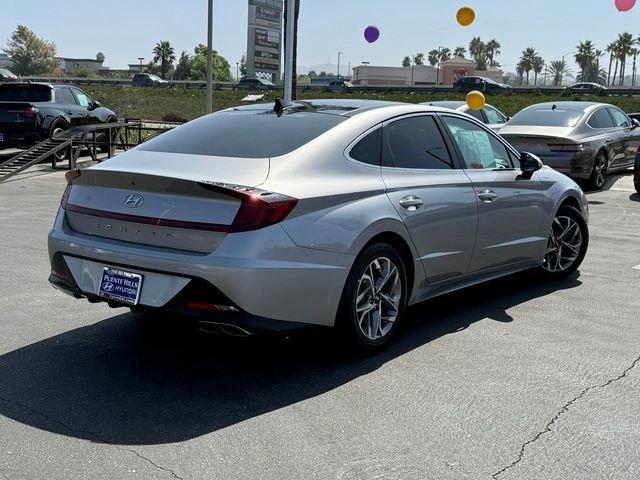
[98,267,143,305]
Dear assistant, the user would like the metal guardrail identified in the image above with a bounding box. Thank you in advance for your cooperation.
[19,76,640,96]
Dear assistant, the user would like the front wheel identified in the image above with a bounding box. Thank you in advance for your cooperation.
[539,205,589,279]
[337,244,408,351]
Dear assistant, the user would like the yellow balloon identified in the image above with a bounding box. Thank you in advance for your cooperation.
[466,90,485,110]
[456,6,476,27]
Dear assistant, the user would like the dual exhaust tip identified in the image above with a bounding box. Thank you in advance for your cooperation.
[197,321,253,338]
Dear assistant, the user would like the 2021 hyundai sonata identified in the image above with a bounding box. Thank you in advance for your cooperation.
[48,99,589,350]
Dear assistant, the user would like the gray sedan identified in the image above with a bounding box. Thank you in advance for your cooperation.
[420,101,509,132]
[500,102,640,190]
[48,99,589,350]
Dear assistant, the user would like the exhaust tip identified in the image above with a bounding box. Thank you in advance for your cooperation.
[198,321,253,337]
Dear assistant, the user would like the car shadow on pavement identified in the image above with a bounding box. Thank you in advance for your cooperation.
[0,271,581,446]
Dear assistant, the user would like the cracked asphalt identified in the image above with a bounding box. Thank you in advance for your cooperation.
[0,166,639,479]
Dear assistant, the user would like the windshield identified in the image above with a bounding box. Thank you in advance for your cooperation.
[139,109,347,158]
[0,84,52,102]
[508,107,584,127]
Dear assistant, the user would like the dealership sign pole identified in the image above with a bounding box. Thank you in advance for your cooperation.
[206,0,214,114]
[283,0,295,101]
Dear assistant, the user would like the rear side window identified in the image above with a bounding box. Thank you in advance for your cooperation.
[350,127,381,165]
[441,115,512,170]
[382,116,453,169]
[139,110,346,158]
[509,107,584,127]
[588,109,615,129]
[608,108,631,128]
[56,87,77,105]
[465,108,485,122]
[0,84,52,102]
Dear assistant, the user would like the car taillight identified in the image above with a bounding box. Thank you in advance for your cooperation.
[548,143,583,153]
[60,169,81,207]
[23,107,39,118]
[199,181,298,232]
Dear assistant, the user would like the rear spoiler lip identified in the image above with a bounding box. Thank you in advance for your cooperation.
[62,202,230,233]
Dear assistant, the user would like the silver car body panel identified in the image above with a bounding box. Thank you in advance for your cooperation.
[48,101,588,329]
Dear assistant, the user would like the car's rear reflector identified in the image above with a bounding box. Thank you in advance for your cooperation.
[61,169,82,207]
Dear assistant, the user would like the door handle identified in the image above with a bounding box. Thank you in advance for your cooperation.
[66,110,73,115]
[477,189,498,203]
[399,195,424,211]
[605,137,612,143]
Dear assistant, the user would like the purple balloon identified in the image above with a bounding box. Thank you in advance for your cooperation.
[364,26,380,43]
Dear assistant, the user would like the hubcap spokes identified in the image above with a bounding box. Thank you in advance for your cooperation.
[355,257,401,341]
[595,157,606,187]
[543,216,582,272]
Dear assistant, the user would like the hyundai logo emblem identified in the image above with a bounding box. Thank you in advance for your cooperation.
[124,193,144,208]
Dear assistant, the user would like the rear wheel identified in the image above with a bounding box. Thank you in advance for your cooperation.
[50,123,69,161]
[99,116,118,155]
[587,151,608,190]
[539,205,589,279]
[337,244,408,351]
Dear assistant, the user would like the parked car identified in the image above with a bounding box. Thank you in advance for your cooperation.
[49,99,589,351]
[500,102,640,190]
[420,100,509,131]
[238,78,275,89]
[132,73,168,87]
[453,76,511,93]
[0,68,18,82]
[0,82,117,158]
[566,82,607,95]
[326,80,354,92]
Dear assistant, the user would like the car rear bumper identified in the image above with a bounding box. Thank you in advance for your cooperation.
[48,209,354,328]
[0,124,48,148]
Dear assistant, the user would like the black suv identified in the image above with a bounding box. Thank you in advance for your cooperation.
[0,83,116,151]
[132,73,168,87]
[453,76,511,93]
[237,78,275,89]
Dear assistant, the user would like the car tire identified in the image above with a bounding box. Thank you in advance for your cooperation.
[635,181,640,195]
[337,243,408,352]
[539,205,589,279]
[587,151,608,191]
[50,122,69,161]
[99,116,118,155]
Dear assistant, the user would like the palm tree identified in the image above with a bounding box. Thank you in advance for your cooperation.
[575,40,596,83]
[548,59,572,86]
[402,56,411,67]
[532,55,545,85]
[454,46,467,58]
[438,47,451,63]
[519,47,538,85]
[153,41,175,79]
[486,39,501,66]
[606,42,617,86]
[414,52,425,65]
[428,49,440,67]
[473,53,489,70]
[469,37,484,57]
[616,32,635,85]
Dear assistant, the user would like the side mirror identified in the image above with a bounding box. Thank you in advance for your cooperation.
[632,119,640,129]
[89,101,101,110]
[520,151,543,175]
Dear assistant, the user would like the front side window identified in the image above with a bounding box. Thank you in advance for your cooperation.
[382,116,453,169]
[587,108,615,129]
[484,106,506,124]
[441,115,512,170]
[608,108,631,128]
[350,127,381,165]
[72,88,92,108]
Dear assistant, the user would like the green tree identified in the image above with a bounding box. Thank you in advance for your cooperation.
[453,46,467,58]
[189,45,232,81]
[473,53,489,70]
[438,47,451,63]
[3,25,58,75]
[614,32,635,85]
[532,55,545,85]
[414,52,425,65]
[153,40,176,79]
[519,47,538,84]
[486,39,501,66]
[402,56,411,67]
[428,49,440,67]
[239,54,247,78]
[469,37,485,57]
[548,59,572,86]
[606,41,617,86]
[174,51,192,80]
[308,70,317,78]
[96,52,105,64]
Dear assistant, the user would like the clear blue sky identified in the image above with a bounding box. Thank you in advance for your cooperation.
[1,0,639,75]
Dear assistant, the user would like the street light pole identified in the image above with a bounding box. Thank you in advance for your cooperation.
[283,0,295,101]
[206,0,214,114]
[337,51,343,79]
[561,51,574,87]
[236,62,240,81]
[138,57,144,72]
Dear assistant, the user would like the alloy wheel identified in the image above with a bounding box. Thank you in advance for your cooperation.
[593,155,607,189]
[355,257,402,341]
[543,215,583,273]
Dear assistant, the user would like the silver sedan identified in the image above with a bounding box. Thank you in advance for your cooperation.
[420,100,509,132]
[48,99,589,350]
[500,101,640,190]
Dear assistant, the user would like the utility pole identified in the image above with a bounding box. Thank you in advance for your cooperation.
[348,61,351,80]
[236,62,240,81]
[337,51,343,79]
[283,0,295,101]
[206,0,214,114]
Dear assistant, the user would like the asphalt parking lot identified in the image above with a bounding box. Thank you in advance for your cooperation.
[0,166,639,480]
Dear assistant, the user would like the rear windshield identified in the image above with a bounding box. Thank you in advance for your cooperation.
[509,107,584,127]
[0,84,52,102]
[139,110,347,158]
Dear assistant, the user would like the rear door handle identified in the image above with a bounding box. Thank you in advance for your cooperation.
[477,189,498,203]
[399,195,424,211]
